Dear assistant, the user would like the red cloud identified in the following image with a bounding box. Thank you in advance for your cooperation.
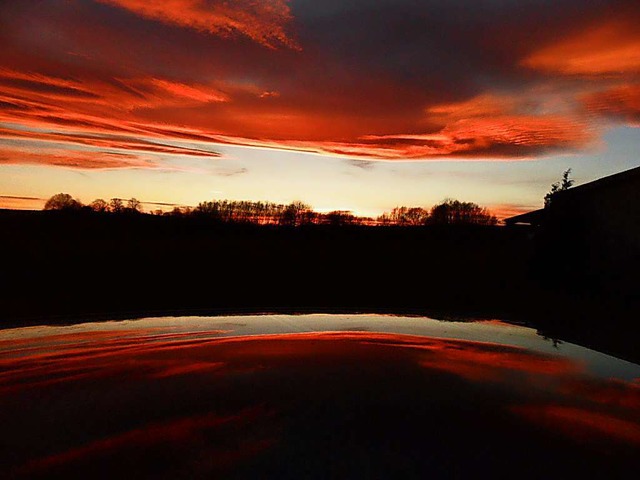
[352,116,590,159]
[310,93,593,159]
[0,125,222,158]
[0,69,232,112]
[2,0,639,170]
[0,146,159,170]
[0,41,609,166]
[583,83,640,126]
[99,0,300,49]
[0,80,594,163]
[522,20,640,76]
[148,78,229,103]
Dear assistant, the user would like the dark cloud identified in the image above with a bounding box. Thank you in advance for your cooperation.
[217,167,249,177]
[0,77,100,99]
[347,159,375,170]
[0,194,44,201]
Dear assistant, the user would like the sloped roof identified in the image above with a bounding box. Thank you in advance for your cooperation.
[504,165,640,226]
[504,208,545,226]
[556,165,640,199]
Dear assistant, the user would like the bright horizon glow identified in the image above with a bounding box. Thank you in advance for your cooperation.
[1,1,639,217]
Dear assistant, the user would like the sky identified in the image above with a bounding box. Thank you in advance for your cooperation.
[0,0,639,218]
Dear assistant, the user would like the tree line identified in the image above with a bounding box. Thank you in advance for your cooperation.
[43,193,497,226]
[44,193,143,214]
[377,200,497,226]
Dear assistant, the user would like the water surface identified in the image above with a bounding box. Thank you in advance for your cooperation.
[1,314,639,478]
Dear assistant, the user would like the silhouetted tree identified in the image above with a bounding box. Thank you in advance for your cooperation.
[109,198,124,213]
[429,199,497,225]
[377,206,429,225]
[404,207,429,225]
[195,201,221,220]
[44,193,83,211]
[544,168,574,208]
[324,210,357,226]
[279,201,312,226]
[167,206,192,216]
[90,199,108,213]
[126,197,143,213]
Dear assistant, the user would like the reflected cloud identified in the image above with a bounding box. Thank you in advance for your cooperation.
[417,342,580,382]
[18,407,276,478]
[513,405,640,446]
[1,326,639,477]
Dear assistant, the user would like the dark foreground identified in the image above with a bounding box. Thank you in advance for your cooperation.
[1,315,639,479]
[1,210,638,361]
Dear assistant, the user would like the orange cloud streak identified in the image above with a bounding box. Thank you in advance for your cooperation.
[522,21,640,76]
[149,78,229,103]
[0,146,159,170]
[99,0,300,50]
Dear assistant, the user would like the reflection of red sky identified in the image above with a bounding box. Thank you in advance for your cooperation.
[18,407,276,477]
[1,330,634,402]
[514,405,640,446]
[2,328,640,474]
[0,329,634,401]
[0,329,231,393]
[0,330,581,396]
[150,361,224,378]
[418,346,579,382]
[558,377,640,411]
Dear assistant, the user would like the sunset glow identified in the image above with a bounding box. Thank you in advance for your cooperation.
[1,1,639,214]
